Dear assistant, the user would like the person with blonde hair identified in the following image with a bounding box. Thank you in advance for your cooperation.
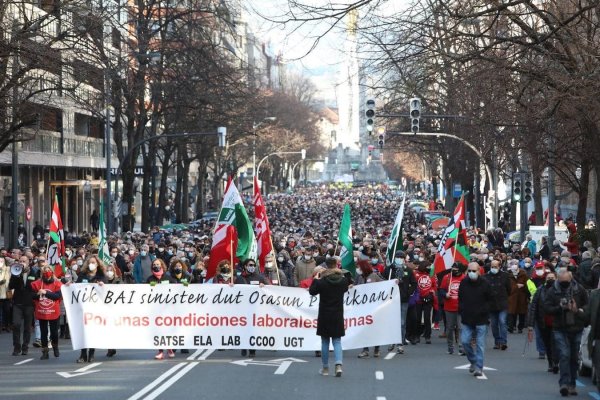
[31,265,62,360]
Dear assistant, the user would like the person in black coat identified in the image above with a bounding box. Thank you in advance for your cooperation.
[309,257,350,377]
[458,262,494,377]
[384,251,417,354]
[483,259,512,350]
[9,261,38,356]
[526,271,558,373]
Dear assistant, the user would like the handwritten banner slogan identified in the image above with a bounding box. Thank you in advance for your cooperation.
[62,281,401,351]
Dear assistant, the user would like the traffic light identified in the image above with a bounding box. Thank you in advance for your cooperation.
[524,176,533,202]
[365,99,375,134]
[377,127,385,148]
[409,97,421,134]
[487,190,496,210]
[512,173,522,202]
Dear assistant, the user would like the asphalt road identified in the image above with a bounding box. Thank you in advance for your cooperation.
[0,329,598,400]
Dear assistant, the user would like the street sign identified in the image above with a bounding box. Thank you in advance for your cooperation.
[230,357,306,375]
[25,206,32,222]
[453,183,462,198]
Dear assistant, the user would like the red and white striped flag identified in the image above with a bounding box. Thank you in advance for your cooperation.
[48,195,66,276]
[253,176,273,272]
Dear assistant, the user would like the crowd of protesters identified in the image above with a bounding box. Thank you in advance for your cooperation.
[0,184,599,395]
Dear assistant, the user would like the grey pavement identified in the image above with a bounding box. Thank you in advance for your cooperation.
[0,328,597,400]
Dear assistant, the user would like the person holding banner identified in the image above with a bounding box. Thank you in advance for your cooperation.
[309,257,350,378]
[31,265,63,360]
[147,259,176,360]
[356,260,383,358]
[235,259,268,357]
[75,256,107,363]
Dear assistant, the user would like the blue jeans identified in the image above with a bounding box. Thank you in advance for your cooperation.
[461,324,488,370]
[552,330,582,387]
[400,302,408,344]
[534,324,546,355]
[321,337,343,368]
[489,310,508,345]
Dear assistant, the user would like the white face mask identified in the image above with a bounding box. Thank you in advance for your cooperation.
[111,253,118,258]
[418,257,425,262]
[510,265,518,272]
[246,266,256,274]
[535,269,544,277]
[395,258,403,266]
[107,271,115,280]
[89,263,97,272]
[313,252,319,257]
[304,255,311,261]
[158,248,165,253]
[140,251,147,257]
[128,250,135,255]
[490,268,499,274]
[265,262,273,270]
[356,269,362,275]
[468,271,478,280]
[277,256,284,262]
[524,263,531,268]
[77,260,83,266]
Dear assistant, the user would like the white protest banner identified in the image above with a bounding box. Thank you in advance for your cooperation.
[62,280,401,351]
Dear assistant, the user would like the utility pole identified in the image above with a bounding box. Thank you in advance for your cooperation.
[547,120,556,244]
[105,70,112,234]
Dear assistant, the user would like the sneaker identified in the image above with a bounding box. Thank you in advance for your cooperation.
[33,340,41,348]
[241,350,247,357]
[387,344,395,352]
[154,351,164,360]
[432,322,440,330]
[315,351,321,357]
[167,350,175,358]
[469,364,476,373]
[373,349,380,358]
[425,338,432,344]
[21,347,28,356]
[249,350,256,357]
[501,344,507,350]
[568,386,577,396]
[458,349,466,356]
[180,349,189,354]
[552,365,559,374]
[559,385,569,397]
[319,367,329,376]
[396,346,404,354]
[447,347,454,355]
[493,344,500,349]
[473,369,483,377]
[335,364,342,377]
[12,346,21,356]
[357,351,370,358]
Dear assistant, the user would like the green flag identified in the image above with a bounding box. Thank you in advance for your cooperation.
[98,199,111,266]
[386,193,406,266]
[338,204,356,276]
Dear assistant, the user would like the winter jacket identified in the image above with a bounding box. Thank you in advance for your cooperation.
[508,269,530,314]
[294,257,317,284]
[309,268,350,338]
[543,280,588,333]
[526,283,553,328]
[384,266,417,303]
[577,258,594,289]
[9,270,39,306]
[583,289,600,356]
[458,276,493,327]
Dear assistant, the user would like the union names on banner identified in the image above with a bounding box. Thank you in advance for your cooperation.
[62,281,401,351]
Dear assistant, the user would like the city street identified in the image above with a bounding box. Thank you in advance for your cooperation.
[1,330,597,400]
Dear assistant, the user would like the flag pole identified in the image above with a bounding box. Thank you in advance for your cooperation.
[230,233,234,285]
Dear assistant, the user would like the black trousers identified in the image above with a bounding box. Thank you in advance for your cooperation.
[416,302,433,339]
[39,319,59,347]
[12,305,33,348]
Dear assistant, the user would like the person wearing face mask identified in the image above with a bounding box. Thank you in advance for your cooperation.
[276,250,297,287]
[543,269,589,396]
[235,259,268,357]
[9,260,37,356]
[168,259,192,285]
[384,251,416,354]
[104,265,121,358]
[414,261,437,344]
[110,246,128,279]
[293,248,317,287]
[458,262,493,377]
[263,255,288,286]
[31,266,63,360]
[507,260,529,334]
[147,259,176,360]
[133,244,155,284]
[75,256,107,363]
[582,281,600,394]
[355,261,383,358]
[191,260,208,284]
[484,259,512,350]
[0,257,11,333]
[527,271,559,373]
[440,263,466,355]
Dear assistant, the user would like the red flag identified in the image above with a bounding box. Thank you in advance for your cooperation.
[253,176,273,272]
[207,225,237,279]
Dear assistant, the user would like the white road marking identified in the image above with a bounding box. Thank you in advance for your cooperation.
[127,362,189,400]
[476,373,488,380]
[143,362,199,400]
[375,371,384,380]
[197,349,215,360]
[56,362,103,378]
[14,358,34,366]
[376,397,387,400]
[186,349,204,360]
[384,352,396,360]
[454,363,497,371]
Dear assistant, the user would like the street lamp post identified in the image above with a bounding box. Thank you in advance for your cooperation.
[256,150,305,193]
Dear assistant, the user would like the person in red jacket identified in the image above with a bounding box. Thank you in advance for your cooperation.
[440,263,466,354]
[31,265,63,360]
[414,261,437,344]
